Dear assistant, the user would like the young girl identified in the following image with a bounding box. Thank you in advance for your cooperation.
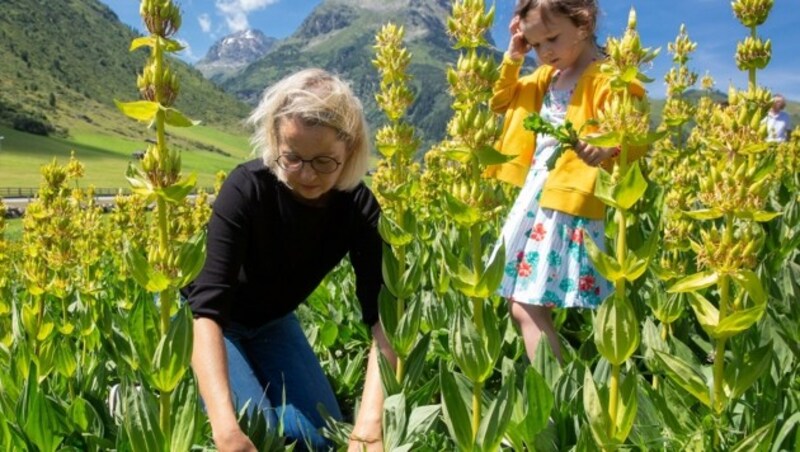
[487,0,645,363]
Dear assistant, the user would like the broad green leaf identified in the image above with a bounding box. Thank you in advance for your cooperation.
[378,350,401,396]
[376,143,398,158]
[383,393,407,451]
[130,36,156,51]
[584,131,621,148]
[686,292,720,337]
[615,161,648,210]
[163,107,200,127]
[532,335,563,387]
[522,367,554,438]
[378,287,399,348]
[175,229,207,289]
[614,373,638,442]
[129,36,185,52]
[124,244,171,293]
[451,312,493,383]
[398,259,424,300]
[771,412,800,452]
[121,384,164,452]
[640,318,668,372]
[684,208,724,220]
[128,294,161,373]
[654,351,711,407]
[443,148,472,163]
[594,294,639,365]
[714,306,765,339]
[477,370,517,451]
[402,334,431,390]
[440,365,473,450]
[475,145,515,165]
[115,100,159,123]
[406,405,440,441]
[583,369,610,446]
[623,251,648,282]
[474,243,505,297]
[730,270,767,306]
[159,173,197,204]
[36,321,55,342]
[594,167,620,209]
[736,210,782,222]
[629,131,668,146]
[381,244,401,297]
[724,343,772,400]
[69,396,102,435]
[667,271,719,293]
[731,420,775,452]
[54,340,77,378]
[318,320,338,348]
[443,192,481,226]
[584,233,623,282]
[378,215,413,247]
[149,305,193,393]
[393,297,422,358]
[170,379,200,452]
[21,303,39,339]
[634,228,660,261]
[20,365,68,452]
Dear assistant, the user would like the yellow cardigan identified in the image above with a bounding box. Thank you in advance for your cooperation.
[486,55,646,220]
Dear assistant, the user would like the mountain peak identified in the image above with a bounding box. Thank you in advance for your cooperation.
[196,29,278,81]
[293,0,457,46]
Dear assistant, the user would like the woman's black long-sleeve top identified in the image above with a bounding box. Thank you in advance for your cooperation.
[184,159,383,328]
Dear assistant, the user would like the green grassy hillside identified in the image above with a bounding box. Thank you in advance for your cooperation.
[0,0,253,189]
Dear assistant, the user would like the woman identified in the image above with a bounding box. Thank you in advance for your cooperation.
[185,68,393,451]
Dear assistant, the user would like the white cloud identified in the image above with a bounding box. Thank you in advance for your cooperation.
[176,39,200,63]
[215,0,278,32]
[198,13,212,33]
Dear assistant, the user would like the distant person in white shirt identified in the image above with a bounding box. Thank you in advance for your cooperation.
[765,94,792,142]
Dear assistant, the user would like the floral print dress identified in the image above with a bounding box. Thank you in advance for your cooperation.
[494,75,613,309]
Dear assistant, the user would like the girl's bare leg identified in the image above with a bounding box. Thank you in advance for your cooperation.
[509,299,563,364]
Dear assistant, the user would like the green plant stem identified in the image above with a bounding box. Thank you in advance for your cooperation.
[153,34,173,442]
[608,363,621,438]
[395,234,407,383]
[470,223,484,332]
[33,293,44,357]
[609,140,630,438]
[712,214,734,416]
[472,380,483,444]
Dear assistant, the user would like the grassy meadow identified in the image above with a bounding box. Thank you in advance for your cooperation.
[0,123,252,190]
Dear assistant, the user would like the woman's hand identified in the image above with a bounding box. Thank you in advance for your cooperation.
[508,15,532,61]
[214,426,257,452]
[574,142,619,166]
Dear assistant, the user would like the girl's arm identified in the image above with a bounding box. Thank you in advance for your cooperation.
[489,16,528,113]
[348,323,397,451]
[192,317,257,452]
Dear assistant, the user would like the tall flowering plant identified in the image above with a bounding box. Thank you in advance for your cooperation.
[113,0,206,448]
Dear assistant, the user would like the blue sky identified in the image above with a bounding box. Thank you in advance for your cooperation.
[101,0,800,100]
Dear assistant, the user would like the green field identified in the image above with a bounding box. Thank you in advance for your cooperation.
[0,124,253,189]
[3,218,22,242]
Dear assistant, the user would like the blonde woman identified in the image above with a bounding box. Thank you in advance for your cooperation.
[185,68,393,452]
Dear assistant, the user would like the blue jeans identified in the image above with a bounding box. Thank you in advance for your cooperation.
[223,313,342,450]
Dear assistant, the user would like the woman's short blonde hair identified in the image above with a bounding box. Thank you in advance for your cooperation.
[248,68,370,191]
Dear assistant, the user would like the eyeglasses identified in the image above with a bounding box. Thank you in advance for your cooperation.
[275,153,342,174]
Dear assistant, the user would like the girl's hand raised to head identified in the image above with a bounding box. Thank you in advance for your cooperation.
[574,142,619,167]
[508,16,532,61]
